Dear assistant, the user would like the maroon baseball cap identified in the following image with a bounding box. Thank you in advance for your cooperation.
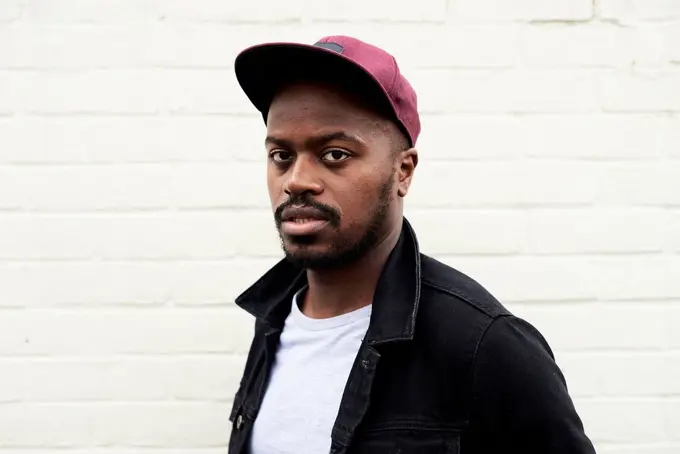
[234,35,421,147]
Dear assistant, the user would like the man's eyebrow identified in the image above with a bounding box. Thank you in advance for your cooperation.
[265,131,366,149]
[264,136,294,149]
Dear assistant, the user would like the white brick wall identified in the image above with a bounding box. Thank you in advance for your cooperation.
[0,0,678,452]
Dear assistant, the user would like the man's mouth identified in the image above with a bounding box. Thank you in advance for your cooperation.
[290,218,319,224]
[281,218,329,236]
[280,206,331,236]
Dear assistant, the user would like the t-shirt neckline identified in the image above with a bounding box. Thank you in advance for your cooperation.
[290,286,372,331]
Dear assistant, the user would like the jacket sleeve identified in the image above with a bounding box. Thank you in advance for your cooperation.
[468,314,596,453]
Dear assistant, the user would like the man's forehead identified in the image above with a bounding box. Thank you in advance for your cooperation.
[265,129,366,147]
[266,81,403,146]
[268,99,380,135]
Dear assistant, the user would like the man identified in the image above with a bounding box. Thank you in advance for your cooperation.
[229,35,596,454]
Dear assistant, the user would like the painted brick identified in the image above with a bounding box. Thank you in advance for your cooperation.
[0,71,32,114]
[520,115,670,159]
[671,211,680,252]
[0,258,277,307]
[334,24,519,69]
[0,24,306,70]
[600,72,680,112]
[451,0,593,21]
[406,209,526,255]
[576,399,666,443]
[0,451,227,454]
[418,70,597,113]
[2,1,679,451]
[0,25,152,69]
[405,25,519,68]
[631,24,675,67]
[0,0,22,22]
[593,162,680,207]
[599,0,680,21]
[169,163,270,209]
[308,0,448,23]
[23,70,252,115]
[519,24,634,68]
[22,0,158,23]
[663,24,680,63]
[524,209,667,254]
[669,307,680,348]
[664,353,680,395]
[0,308,254,356]
[147,24,290,68]
[0,116,264,163]
[592,257,680,301]
[158,0,304,23]
[439,257,597,302]
[578,445,680,454]
[0,164,172,211]
[166,258,281,304]
[415,115,523,160]
[0,212,280,260]
[409,161,598,208]
[558,352,678,397]
[0,355,243,401]
[413,69,599,114]
[0,163,271,211]
[0,261,169,307]
[507,303,668,351]
[666,399,680,440]
[669,119,680,157]
[2,447,224,454]
[0,402,230,446]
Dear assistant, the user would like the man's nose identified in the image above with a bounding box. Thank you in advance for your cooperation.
[283,155,323,197]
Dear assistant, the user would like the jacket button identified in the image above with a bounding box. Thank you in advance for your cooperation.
[236,414,244,430]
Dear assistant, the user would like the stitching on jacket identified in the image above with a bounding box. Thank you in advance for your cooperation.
[421,278,508,318]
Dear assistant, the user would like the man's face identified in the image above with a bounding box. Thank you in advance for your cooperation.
[265,82,400,270]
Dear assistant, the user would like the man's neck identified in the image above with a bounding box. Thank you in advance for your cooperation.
[300,221,402,320]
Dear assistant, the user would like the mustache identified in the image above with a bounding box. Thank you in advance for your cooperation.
[274,194,341,228]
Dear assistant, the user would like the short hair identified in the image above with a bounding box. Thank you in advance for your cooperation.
[390,127,410,154]
[366,117,410,158]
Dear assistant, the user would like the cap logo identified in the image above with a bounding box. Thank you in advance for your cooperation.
[313,42,344,54]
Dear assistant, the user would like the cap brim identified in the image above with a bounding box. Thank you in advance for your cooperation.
[234,42,396,125]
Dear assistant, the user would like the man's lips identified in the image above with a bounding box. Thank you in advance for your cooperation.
[280,206,330,236]
[281,219,329,236]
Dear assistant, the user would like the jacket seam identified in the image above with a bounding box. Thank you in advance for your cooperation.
[409,225,422,337]
[362,420,464,433]
[421,278,506,318]
[468,314,512,432]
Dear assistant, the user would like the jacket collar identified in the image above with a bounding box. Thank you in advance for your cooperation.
[234,217,422,345]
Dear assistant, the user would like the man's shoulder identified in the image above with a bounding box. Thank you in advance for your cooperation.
[418,253,511,322]
[412,254,520,384]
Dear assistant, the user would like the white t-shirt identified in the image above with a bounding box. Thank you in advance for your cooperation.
[250,288,372,454]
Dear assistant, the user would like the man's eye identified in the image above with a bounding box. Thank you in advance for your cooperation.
[321,149,351,162]
[271,150,293,162]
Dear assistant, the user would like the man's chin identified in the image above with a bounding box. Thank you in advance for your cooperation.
[284,253,332,270]
[283,244,326,260]
[278,228,378,270]
[282,233,318,246]
[281,243,343,270]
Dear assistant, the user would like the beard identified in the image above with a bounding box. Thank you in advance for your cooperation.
[274,175,394,271]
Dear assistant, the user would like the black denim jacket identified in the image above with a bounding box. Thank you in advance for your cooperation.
[229,218,596,454]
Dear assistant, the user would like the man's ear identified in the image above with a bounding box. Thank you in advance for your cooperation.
[397,148,418,197]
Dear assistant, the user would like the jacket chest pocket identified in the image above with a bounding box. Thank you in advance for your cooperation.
[349,428,460,454]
